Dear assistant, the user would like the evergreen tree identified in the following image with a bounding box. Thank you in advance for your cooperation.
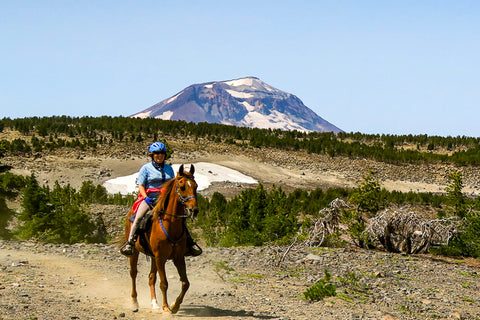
[16,173,53,240]
[350,170,382,216]
[445,171,469,218]
[16,174,105,243]
[0,171,25,239]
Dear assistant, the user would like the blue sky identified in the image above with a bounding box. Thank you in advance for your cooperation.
[1,1,479,137]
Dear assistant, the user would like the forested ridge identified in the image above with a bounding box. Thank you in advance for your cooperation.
[2,116,480,165]
[1,116,480,259]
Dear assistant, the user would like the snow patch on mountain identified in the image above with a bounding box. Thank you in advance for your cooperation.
[225,89,255,99]
[241,110,311,132]
[241,101,255,112]
[155,111,174,120]
[225,78,255,87]
[167,92,182,104]
[133,110,152,119]
[225,77,277,92]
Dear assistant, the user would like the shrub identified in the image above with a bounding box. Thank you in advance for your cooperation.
[303,269,337,301]
[433,214,480,258]
[432,171,480,258]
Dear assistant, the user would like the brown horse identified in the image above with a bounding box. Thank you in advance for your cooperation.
[124,164,199,313]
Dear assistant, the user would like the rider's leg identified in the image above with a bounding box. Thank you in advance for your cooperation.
[120,201,150,256]
[184,221,202,257]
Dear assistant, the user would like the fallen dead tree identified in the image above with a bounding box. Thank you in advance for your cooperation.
[364,208,460,254]
[270,199,462,266]
[304,198,351,247]
[268,198,351,266]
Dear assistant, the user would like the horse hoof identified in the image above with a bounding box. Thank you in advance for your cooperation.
[132,300,139,312]
[163,306,172,313]
[151,299,161,309]
[170,303,180,314]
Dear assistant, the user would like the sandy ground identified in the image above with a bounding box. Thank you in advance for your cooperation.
[2,241,479,320]
[0,243,235,320]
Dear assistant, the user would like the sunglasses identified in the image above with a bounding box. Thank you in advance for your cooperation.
[153,151,166,155]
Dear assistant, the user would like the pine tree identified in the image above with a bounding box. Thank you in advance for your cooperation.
[16,173,53,240]
[445,171,469,218]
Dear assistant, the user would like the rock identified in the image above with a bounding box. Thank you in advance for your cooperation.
[450,312,462,319]
[305,253,322,261]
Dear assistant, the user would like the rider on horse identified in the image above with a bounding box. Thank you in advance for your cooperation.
[120,142,202,257]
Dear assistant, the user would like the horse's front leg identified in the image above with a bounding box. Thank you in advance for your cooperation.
[170,257,190,314]
[129,252,140,312]
[148,257,161,309]
[155,255,170,313]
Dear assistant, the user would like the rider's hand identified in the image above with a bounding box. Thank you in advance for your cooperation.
[144,197,154,205]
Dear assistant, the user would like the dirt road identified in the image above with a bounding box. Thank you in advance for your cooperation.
[2,241,480,320]
[0,242,244,320]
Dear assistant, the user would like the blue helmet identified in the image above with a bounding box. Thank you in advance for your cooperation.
[148,142,167,153]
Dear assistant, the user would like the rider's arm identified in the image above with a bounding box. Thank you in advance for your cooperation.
[138,184,148,198]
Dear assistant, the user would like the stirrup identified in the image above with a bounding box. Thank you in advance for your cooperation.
[185,243,202,257]
[120,241,134,257]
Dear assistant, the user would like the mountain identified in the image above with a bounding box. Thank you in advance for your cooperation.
[131,77,343,133]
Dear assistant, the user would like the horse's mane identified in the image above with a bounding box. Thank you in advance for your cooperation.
[152,176,176,220]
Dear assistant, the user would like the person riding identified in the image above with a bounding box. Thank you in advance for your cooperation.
[120,141,202,257]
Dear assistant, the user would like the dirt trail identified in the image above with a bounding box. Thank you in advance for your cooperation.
[0,244,242,320]
[2,241,480,320]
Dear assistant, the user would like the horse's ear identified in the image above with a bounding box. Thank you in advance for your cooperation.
[190,164,195,175]
[179,164,184,176]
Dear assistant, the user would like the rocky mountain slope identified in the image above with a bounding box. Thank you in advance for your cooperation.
[131,77,343,133]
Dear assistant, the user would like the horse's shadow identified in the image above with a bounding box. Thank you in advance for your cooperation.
[177,304,279,319]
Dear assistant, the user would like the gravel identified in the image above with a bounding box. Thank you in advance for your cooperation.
[1,240,479,320]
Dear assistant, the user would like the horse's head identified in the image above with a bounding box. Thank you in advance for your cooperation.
[176,164,199,219]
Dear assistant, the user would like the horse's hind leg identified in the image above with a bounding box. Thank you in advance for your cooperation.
[170,257,190,314]
[148,258,161,309]
[129,252,140,312]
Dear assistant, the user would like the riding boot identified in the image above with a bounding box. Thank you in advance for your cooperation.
[184,225,202,257]
[120,233,138,257]
[120,201,149,257]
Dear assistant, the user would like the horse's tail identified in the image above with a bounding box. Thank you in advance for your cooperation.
[113,234,126,249]
[114,208,134,249]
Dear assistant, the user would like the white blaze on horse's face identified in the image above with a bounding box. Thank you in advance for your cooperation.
[182,178,199,219]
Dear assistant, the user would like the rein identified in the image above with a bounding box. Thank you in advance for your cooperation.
[159,218,185,244]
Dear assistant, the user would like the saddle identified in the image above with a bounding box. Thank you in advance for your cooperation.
[129,211,155,256]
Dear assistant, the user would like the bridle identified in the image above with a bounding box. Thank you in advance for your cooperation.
[162,174,197,220]
[176,174,197,205]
